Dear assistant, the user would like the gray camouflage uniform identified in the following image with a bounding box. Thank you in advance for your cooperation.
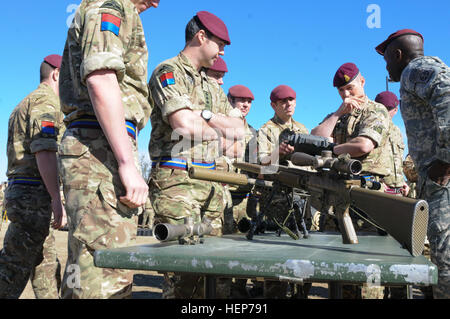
[399,55,450,299]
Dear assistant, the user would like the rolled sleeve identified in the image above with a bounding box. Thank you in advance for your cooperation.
[358,106,390,147]
[150,65,194,124]
[80,6,127,84]
[162,95,194,121]
[81,51,125,84]
[30,139,58,154]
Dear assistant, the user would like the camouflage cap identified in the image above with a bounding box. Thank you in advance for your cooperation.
[270,85,296,103]
[209,57,228,72]
[375,29,424,56]
[375,91,399,110]
[196,11,231,45]
[333,63,360,88]
[44,54,62,69]
[228,85,254,100]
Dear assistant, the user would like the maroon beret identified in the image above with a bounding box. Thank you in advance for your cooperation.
[333,62,360,88]
[375,29,423,55]
[270,85,296,103]
[375,91,399,110]
[196,11,231,45]
[43,54,62,69]
[209,57,228,72]
[228,85,254,100]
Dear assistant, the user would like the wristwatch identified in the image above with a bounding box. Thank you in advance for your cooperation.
[201,109,213,122]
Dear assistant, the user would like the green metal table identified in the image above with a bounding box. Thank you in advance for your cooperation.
[94,232,437,298]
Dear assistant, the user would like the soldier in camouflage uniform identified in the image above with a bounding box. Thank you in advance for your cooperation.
[0,182,6,221]
[257,85,310,299]
[204,57,234,235]
[403,154,418,199]
[0,55,66,299]
[376,29,450,298]
[148,11,244,299]
[205,56,227,86]
[140,198,154,229]
[58,0,160,299]
[226,85,258,234]
[225,85,258,298]
[375,91,409,197]
[375,91,411,298]
[311,63,392,299]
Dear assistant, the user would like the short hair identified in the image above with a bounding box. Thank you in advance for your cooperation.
[40,61,56,83]
[227,93,236,104]
[185,15,214,43]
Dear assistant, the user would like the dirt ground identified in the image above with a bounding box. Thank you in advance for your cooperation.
[0,220,428,299]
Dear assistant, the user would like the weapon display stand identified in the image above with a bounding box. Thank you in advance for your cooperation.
[94,232,436,299]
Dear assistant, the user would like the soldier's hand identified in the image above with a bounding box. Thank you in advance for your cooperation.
[428,160,450,186]
[335,97,365,117]
[401,183,410,197]
[279,141,294,156]
[119,162,149,208]
[51,198,67,230]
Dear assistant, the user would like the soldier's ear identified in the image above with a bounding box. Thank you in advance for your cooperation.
[360,75,365,88]
[52,68,60,82]
[196,29,208,45]
[395,48,403,62]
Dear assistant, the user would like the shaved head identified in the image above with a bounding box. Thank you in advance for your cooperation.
[384,34,424,82]
[385,34,424,59]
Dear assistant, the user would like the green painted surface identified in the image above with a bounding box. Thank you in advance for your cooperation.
[94,232,437,285]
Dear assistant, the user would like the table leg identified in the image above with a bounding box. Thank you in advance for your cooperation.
[328,282,342,299]
[204,275,217,299]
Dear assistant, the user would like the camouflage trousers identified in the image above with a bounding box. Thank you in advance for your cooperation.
[223,194,251,235]
[150,166,228,298]
[0,185,54,299]
[140,206,154,229]
[59,128,140,299]
[30,227,62,299]
[421,176,450,299]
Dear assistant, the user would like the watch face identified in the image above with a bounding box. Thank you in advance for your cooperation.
[202,110,212,120]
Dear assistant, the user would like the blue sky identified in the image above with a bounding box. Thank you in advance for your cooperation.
[1,0,449,181]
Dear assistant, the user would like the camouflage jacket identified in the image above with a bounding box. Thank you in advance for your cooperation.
[59,0,151,131]
[149,53,241,162]
[400,56,450,176]
[258,115,309,163]
[332,98,391,177]
[6,83,64,179]
[383,122,406,187]
[403,154,418,183]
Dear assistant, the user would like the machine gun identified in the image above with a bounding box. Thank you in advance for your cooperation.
[153,216,213,245]
[190,147,429,256]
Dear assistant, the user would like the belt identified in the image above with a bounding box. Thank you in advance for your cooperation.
[361,175,378,182]
[230,191,250,199]
[384,186,403,195]
[152,157,216,171]
[68,116,137,140]
[8,176,42,186]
